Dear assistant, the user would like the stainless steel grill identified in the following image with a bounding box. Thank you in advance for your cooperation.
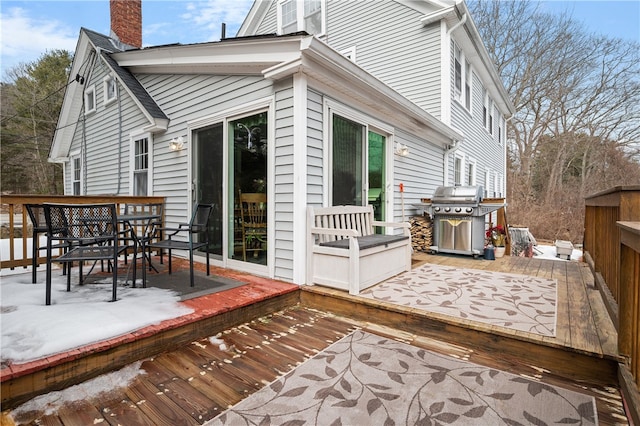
[416,185,504,257]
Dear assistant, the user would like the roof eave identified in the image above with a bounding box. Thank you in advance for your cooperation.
[265,37,462,145]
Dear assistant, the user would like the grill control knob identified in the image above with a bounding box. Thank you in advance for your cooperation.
[434,207,441,212]
[444,207,451,212]
[455,207,462,213]
[466,207,473,213]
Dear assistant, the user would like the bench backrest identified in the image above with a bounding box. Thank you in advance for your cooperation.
[309,205,375,243]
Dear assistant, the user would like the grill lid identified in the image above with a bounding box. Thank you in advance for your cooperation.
[432,185,483,204]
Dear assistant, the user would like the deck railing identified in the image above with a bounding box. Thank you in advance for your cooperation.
[584,186,640,422]
[0,195,165,270]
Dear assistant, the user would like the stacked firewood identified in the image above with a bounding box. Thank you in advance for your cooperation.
[410,215,433,252]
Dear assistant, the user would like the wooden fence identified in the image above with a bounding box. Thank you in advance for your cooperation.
[584,186,640,423]
[0,195,165,270]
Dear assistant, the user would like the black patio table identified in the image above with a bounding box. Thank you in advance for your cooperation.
[118,212,161,287]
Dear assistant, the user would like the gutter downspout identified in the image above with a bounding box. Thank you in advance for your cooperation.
[444,140,461,186]
[447,13,467,35]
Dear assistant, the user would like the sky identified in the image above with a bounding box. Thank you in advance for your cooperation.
[0,0,638,81]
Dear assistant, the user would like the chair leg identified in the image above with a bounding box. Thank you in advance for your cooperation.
[189,250,195,287]
[46,248,52,305]
[31,233,38,284]
[111,255,118,302]
[168,249,172,274]
[206,248,210,276]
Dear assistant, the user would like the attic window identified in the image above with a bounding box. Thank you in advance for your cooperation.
[103,76,117,105]
[277,0,325,36]
[84,85,96,114]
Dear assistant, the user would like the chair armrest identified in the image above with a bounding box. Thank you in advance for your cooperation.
[310,227,359,238]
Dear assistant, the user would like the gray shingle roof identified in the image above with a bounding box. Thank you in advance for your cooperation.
[83,28,168,121]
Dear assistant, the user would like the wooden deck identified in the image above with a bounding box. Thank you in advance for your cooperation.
[2,254,630,425]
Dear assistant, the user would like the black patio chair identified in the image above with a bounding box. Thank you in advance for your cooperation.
[25,203,70,284]
[43,203,126,305]
[119,202,164,267]
[147,203,213,288]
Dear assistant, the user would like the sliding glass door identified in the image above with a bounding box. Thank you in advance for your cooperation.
[194,124,224,258]
[193,111,268,266]
[228,112,268,265]
[332,114,387,223]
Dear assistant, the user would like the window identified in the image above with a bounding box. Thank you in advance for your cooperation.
[103,76,117,105]
[453,42,472,113]
[72,155,81,195]
[332,115,364,206]
[493,172,499,198]
[467,159,476,185]
[454,154,464,186]
[498,115,505,145]
[454,44,462,98]
[483,89,493,134]
[327,102,392,220]
[132,137,149,195]
[278,0,325,35]
[84,85,96,114]
[484,168,490,197]
[464,60,472,111]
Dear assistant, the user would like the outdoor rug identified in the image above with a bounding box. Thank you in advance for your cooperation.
[141,270,246,300]
[360,263,557,337]
[206,330,596,425]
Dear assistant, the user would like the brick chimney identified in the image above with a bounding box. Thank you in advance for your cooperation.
[110,0,142,48]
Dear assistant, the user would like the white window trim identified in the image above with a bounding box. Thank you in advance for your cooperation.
[84,85,96,115]
[129,133,153,196]
[484,91,494,135]
[453,41,472,114]
[498,115,505,146]
[453,152,465,187]
[69,150,82,195]
[103,75,117,106]
[484,167,491,197]
[493,172,499,198]
[467,158,477,186]
[277,0,326,36]
[464,60,472,113]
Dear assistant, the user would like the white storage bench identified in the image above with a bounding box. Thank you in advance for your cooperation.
[307,205,411,295]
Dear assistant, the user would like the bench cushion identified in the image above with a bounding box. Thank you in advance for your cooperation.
[319,234,409,250]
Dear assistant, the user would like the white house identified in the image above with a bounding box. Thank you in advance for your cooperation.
[49,0,514,285]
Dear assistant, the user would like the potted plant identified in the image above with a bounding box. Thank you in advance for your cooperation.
[486,224,507,257]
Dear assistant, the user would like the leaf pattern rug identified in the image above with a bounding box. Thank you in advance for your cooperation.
[207,330,596,425]
[360,263,557,337]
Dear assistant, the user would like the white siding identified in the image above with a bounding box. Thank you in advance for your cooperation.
[393,130,443,220]
[306,89,324,206]
[327,1,442,117]
[273,83,295,281]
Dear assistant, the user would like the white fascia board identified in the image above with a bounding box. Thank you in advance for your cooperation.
[110,37,303,74]
[279,37,463,145]
[50,31,89,161]
[420,6,456,26]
